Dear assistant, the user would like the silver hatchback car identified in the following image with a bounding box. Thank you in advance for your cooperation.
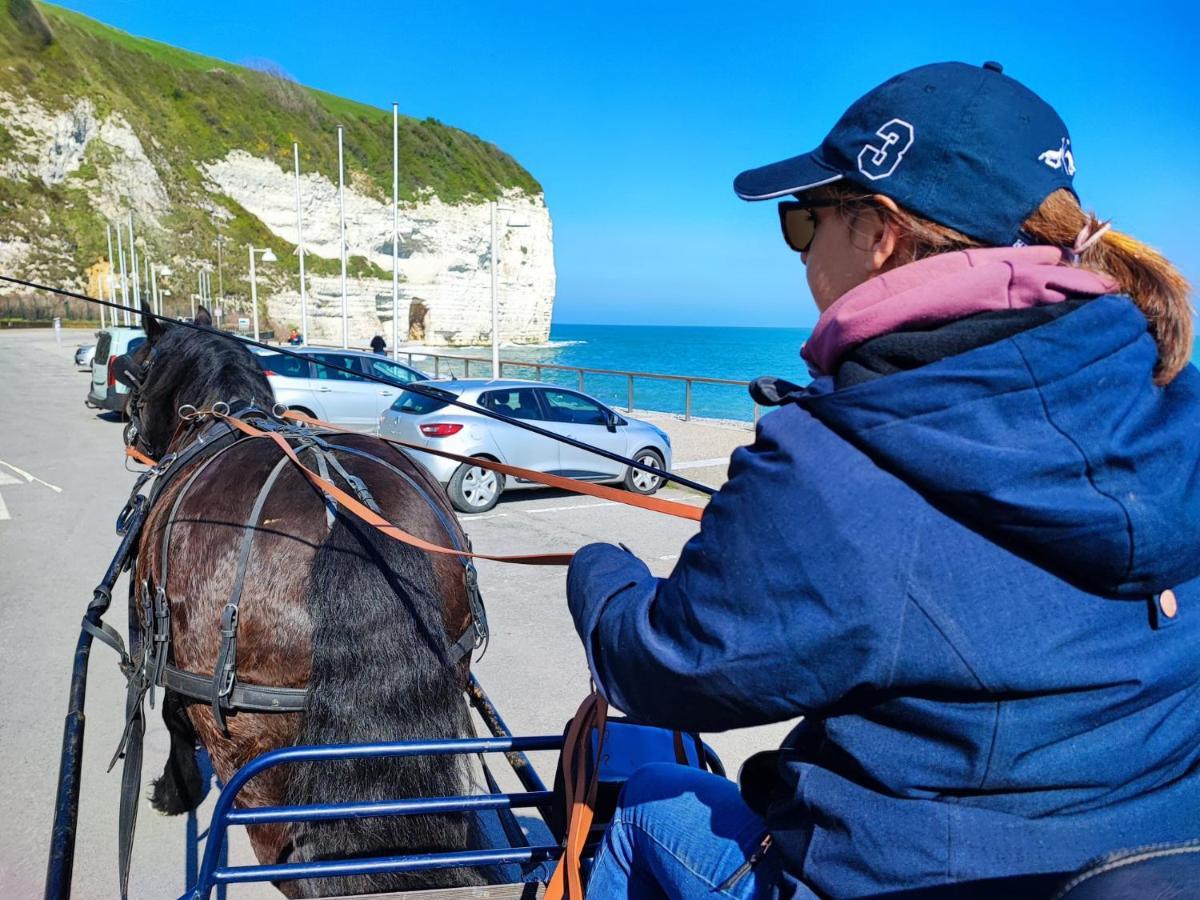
[252,347,430,431]
[379,378,673,512]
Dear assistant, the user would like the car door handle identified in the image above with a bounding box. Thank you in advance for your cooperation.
[378,390,394,396]
[317,386,332,392]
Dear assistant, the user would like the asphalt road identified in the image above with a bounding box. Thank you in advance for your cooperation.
[0,329,790,898]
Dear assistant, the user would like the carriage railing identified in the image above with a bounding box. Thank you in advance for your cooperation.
[186,674,560,899]
[187,734,565,900]
[188,675,725,899]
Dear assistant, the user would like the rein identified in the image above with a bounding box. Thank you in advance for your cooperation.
[126,406,704,565]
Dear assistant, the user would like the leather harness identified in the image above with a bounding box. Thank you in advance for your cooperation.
[92,403,489,898]
[106,406,489,728]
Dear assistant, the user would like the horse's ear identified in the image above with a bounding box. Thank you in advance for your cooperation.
[195,305,213,327]
[141,299,167,342]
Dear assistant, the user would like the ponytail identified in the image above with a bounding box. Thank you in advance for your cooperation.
[1023,190,1193,384]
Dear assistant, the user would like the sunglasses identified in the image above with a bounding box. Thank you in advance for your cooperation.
[777,199,840,253]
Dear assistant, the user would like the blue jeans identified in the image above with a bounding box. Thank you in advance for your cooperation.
[586,763,789,899]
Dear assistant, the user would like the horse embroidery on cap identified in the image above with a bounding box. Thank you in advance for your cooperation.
[1038,137,1075,176]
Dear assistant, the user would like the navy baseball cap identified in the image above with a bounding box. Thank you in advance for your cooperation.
[733,61,1077,247]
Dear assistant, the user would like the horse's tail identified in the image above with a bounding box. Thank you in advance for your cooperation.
[286,514,483,895]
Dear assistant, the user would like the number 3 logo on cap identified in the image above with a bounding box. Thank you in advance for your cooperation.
[858,119,915,181]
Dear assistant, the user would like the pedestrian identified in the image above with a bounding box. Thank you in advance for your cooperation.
[287,327,300,345]
[567,61,1198,899]
[370,333,386,355]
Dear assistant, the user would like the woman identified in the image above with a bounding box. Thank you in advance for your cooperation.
[567,62,1199,898]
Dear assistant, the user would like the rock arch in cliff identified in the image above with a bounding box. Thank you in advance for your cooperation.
[408,298,430,342]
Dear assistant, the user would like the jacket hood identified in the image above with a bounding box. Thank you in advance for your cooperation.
[800,295,1200,597]
[802,245,1117,376]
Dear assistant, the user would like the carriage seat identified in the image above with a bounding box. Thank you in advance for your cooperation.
[1050,839,1200,899]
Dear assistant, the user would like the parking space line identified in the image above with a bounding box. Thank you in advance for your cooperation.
[526,501,613,515]
[0,472,20,486]
[0,459,63,493]
[672,457,729,471]
[0,491,8,521]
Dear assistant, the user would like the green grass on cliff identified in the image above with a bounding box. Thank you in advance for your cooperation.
[0,0,540,308]
[1,1,539,202]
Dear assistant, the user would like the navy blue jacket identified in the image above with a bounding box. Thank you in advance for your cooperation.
[567,296,1200,897]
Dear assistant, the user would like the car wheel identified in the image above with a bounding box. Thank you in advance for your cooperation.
[624,448,665,495]
[447,460,504,513]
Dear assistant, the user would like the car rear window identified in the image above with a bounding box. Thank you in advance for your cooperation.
[95,333,112,363]
[391,387,457,414]
[256,352,309,378]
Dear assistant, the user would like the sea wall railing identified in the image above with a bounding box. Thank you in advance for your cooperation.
[399,350,759,423]
[300,340,758,422]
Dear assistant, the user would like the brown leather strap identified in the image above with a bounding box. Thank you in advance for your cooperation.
[546,690,609,900]
[281,409,704,522]
[220,413,576,565]
[125,445,158,468]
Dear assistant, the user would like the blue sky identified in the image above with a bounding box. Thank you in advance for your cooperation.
[56,1,1200,327]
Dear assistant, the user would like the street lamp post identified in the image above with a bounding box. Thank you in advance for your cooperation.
[248,245,278,342]
[488,203,531,378]
[115,225,130,326]
[155,265,172,317]
[293,142,309,346]
[391,103,399,359]
[127,213,141,308]
[337,125,349,349]
[215,234,226,320]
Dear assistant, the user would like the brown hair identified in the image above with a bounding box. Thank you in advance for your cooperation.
[824,184,1194,384]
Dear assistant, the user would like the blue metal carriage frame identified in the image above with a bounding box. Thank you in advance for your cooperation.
[185,673,723,899]
[186,676,560,899]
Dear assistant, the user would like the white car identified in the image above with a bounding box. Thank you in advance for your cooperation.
[379,378,673,512]
[86,327,146,414]
[75,344,96,369]
[253,347,431,430]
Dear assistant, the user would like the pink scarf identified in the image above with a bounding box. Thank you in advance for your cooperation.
[801,246,1119,376]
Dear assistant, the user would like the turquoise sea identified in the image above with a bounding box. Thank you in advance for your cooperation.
[418,323,816,423]
[414,321,1200,424]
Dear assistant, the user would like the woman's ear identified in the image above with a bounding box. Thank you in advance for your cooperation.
[868,195,903,273]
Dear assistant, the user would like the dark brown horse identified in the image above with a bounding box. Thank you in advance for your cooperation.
[122,304,485,897]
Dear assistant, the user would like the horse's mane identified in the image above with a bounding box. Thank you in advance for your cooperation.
[143,325,274,414]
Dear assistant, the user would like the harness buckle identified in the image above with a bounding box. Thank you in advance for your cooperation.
[219,602,239,638]
[153,452,178,474]
[343,473,382,513]
[115,494,145,536]
[463,564,489,651]
[152,587,170,643]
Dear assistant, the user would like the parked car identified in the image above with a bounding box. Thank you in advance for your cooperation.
[252,347,431,431]
[379,378,673,513]
[86,327,146,414]
[75,344,95,369]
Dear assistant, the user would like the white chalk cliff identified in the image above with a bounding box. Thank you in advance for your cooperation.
[0,88,555,345]
[204,151,555,346]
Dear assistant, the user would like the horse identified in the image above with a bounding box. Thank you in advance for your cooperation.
[119,303,486,897]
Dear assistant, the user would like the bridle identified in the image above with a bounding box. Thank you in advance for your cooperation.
[113,345,161,462]
[117,346,246,468]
